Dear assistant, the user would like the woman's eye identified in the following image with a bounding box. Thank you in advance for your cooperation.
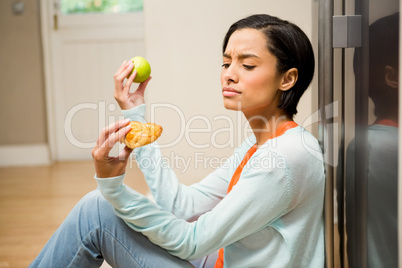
[243,65,256,70]
[222,63,230,69]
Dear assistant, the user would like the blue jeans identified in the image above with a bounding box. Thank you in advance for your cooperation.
[29,190,218,268]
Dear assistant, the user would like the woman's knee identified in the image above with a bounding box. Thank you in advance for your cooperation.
[77,190,110,211]
[79,189,120,225]
[72,190,111,223]
[80,189,103,203]
[64,190,115,238]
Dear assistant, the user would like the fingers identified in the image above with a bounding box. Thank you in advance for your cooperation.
[118,145,134,161]
[114,60,127,76]
[92,119,133,178]
[123,70,137,95]
[106,124,131,150]
[131,76,152,106]
[136,76,152,96]
[114,60,138,110]
[113,58,151,110]
[96,119,130,148]
[114,60,134,82]
[114,61,134,98]
[93,123,132,162]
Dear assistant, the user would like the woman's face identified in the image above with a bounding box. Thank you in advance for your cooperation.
[221,28,285,116]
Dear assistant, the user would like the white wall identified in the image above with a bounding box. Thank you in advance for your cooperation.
[143,0,317,183]
[0,0,50,167]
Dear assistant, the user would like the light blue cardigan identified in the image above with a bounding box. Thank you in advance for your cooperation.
[95,104,325,267]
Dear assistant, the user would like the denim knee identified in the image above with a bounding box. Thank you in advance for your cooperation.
[77,189,121,228]
[80,189,103,204]
[73,190,107,229]
[78,190,108,214]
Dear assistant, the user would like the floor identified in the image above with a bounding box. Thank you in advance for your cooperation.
[0,161,148,268]
[0,161,342,268]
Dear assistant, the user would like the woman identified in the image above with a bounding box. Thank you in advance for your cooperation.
[30,14,325,267]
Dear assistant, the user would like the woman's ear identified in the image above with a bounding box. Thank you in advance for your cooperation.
[279,68,298,91]
[385,65,398,88]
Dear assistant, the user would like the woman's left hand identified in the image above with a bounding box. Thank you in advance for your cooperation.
[92,119,133,178]
[113,60,152,110]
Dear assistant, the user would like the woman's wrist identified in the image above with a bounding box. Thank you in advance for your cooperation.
[122,104,147,122]
[117,100,135,110]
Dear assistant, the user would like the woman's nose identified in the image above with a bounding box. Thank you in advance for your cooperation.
[223,66,238,84]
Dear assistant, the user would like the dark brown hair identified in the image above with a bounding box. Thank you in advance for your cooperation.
[223,14,315,117]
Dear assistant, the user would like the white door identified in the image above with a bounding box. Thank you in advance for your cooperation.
[40,0,145,161]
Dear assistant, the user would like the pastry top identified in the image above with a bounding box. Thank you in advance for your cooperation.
[121,121,163,149]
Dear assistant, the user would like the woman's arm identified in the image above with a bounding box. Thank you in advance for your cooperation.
[122,104,241,221]
[133,143,238,221]
[95,148,292,261]
[110,61,238,221]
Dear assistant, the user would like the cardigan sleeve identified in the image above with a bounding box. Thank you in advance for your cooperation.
[95,148,292,260]
[119,104,239,221]
[131,142,242,221]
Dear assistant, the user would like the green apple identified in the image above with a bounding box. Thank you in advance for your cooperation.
[127,56,151,83]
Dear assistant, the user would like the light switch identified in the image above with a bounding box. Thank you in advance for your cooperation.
[12,1,25,15]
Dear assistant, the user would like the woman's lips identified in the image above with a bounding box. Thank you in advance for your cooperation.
[222,87,241,97]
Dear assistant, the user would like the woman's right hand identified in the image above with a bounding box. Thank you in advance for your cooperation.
[113,60,152,110]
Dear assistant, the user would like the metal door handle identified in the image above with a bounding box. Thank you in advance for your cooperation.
[54,13,58,31]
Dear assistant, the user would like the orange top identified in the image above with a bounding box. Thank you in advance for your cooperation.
[214,121,298,268]
[374,119,398,128]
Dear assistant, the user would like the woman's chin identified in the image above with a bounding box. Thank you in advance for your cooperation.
[223,99,242,111]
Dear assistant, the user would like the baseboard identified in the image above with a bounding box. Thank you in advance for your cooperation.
[0,144,51,167]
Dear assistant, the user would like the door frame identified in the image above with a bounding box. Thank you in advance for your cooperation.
[39,0,57,162]
[39,0,144,161]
